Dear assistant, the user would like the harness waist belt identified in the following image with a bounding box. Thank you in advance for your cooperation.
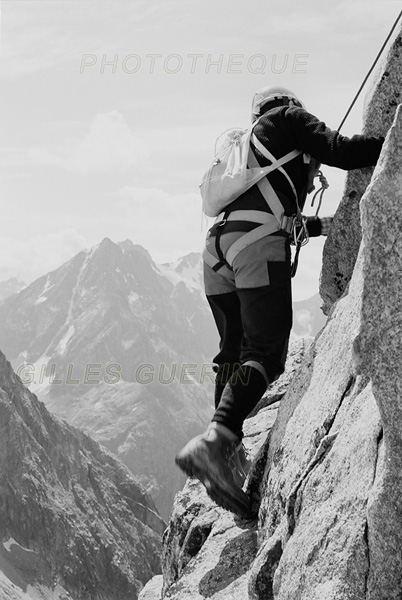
[205,212,294,274]
[214,210,276,224]
[209,221,260,237]
[214,210,293,233]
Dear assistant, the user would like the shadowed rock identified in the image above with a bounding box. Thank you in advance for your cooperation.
[0,350,164,600]
[320,23,402,314]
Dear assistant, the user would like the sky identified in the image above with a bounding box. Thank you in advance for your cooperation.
[0,0,401,300]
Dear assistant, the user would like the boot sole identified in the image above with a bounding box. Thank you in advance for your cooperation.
[175,452,252,518]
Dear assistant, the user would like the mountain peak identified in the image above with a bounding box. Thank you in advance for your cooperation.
[119,241,153,261]
[95,237,118,255]
[176,252,201,271]
[0,238,214,519]
[99,236,115,247]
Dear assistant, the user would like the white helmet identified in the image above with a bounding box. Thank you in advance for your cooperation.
[251,86,306,122]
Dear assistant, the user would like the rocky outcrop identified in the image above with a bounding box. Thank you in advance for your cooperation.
[0,349,164,600]
[245,103,402,600]
[144,339,312,600]
[139,575,164,600]
[155,407,278,600]
[154,33,402,600]
[357,103,402,599]
[320,25,402,314]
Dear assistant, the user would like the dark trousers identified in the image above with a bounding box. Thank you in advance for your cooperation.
[203,229,293,434]
[207,261,293,434]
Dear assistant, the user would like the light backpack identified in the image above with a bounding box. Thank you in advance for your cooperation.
[200,118,301,218]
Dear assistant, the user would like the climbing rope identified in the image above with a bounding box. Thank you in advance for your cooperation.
[338,9,402,131]
[311,171,329,216]
[290,170,329,278]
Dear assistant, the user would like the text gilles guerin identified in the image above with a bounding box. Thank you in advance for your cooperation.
[16,363,218,386]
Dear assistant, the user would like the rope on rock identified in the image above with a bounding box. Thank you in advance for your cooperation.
[338,9,402,132]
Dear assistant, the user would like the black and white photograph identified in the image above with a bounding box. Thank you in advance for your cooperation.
[0,1,401,598]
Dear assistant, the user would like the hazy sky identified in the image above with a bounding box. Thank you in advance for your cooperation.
[0,1,400,300]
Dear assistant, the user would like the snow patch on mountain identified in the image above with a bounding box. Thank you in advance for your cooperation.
[56,324,75,355]
[3,538,37,555]
[35,275,54,304]
[158,253,204,293]
[129,291,140,303]
[66,248,93,322]
[28,354,51,396]
[122,339,136,350]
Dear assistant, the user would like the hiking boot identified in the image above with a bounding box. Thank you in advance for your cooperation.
[229,442,252,488]
[175,425,252,518]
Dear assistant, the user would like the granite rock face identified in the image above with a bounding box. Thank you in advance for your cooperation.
[357,104,402,600]
[0,350,164,600]
[248,108,402,599]
[159,411,275,600]
[154,92,402,600]
[147,339,312,600]
[138,575,163,600]
[248,262,381,599]
[320,24,402,314]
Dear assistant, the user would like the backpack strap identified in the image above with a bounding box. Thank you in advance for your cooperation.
[251,133,301,201]
[247,148,286,227]
[205,132,303,270]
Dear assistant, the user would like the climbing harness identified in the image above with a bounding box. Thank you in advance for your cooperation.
[338,9,402,131]
[202,138,332,278]
[201,105,333,278]
[203,208,294,273]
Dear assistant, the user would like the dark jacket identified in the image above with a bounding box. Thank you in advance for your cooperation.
[227,106,384,218]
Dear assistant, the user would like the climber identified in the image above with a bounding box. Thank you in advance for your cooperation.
[175,85,384,517]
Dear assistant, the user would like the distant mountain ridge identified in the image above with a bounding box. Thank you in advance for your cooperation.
[0,239,215,387]
[0,240,325,518]
[0,239,215,520]
[292,293,327,338]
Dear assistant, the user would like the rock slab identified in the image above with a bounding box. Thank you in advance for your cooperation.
[357,103,402,600]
